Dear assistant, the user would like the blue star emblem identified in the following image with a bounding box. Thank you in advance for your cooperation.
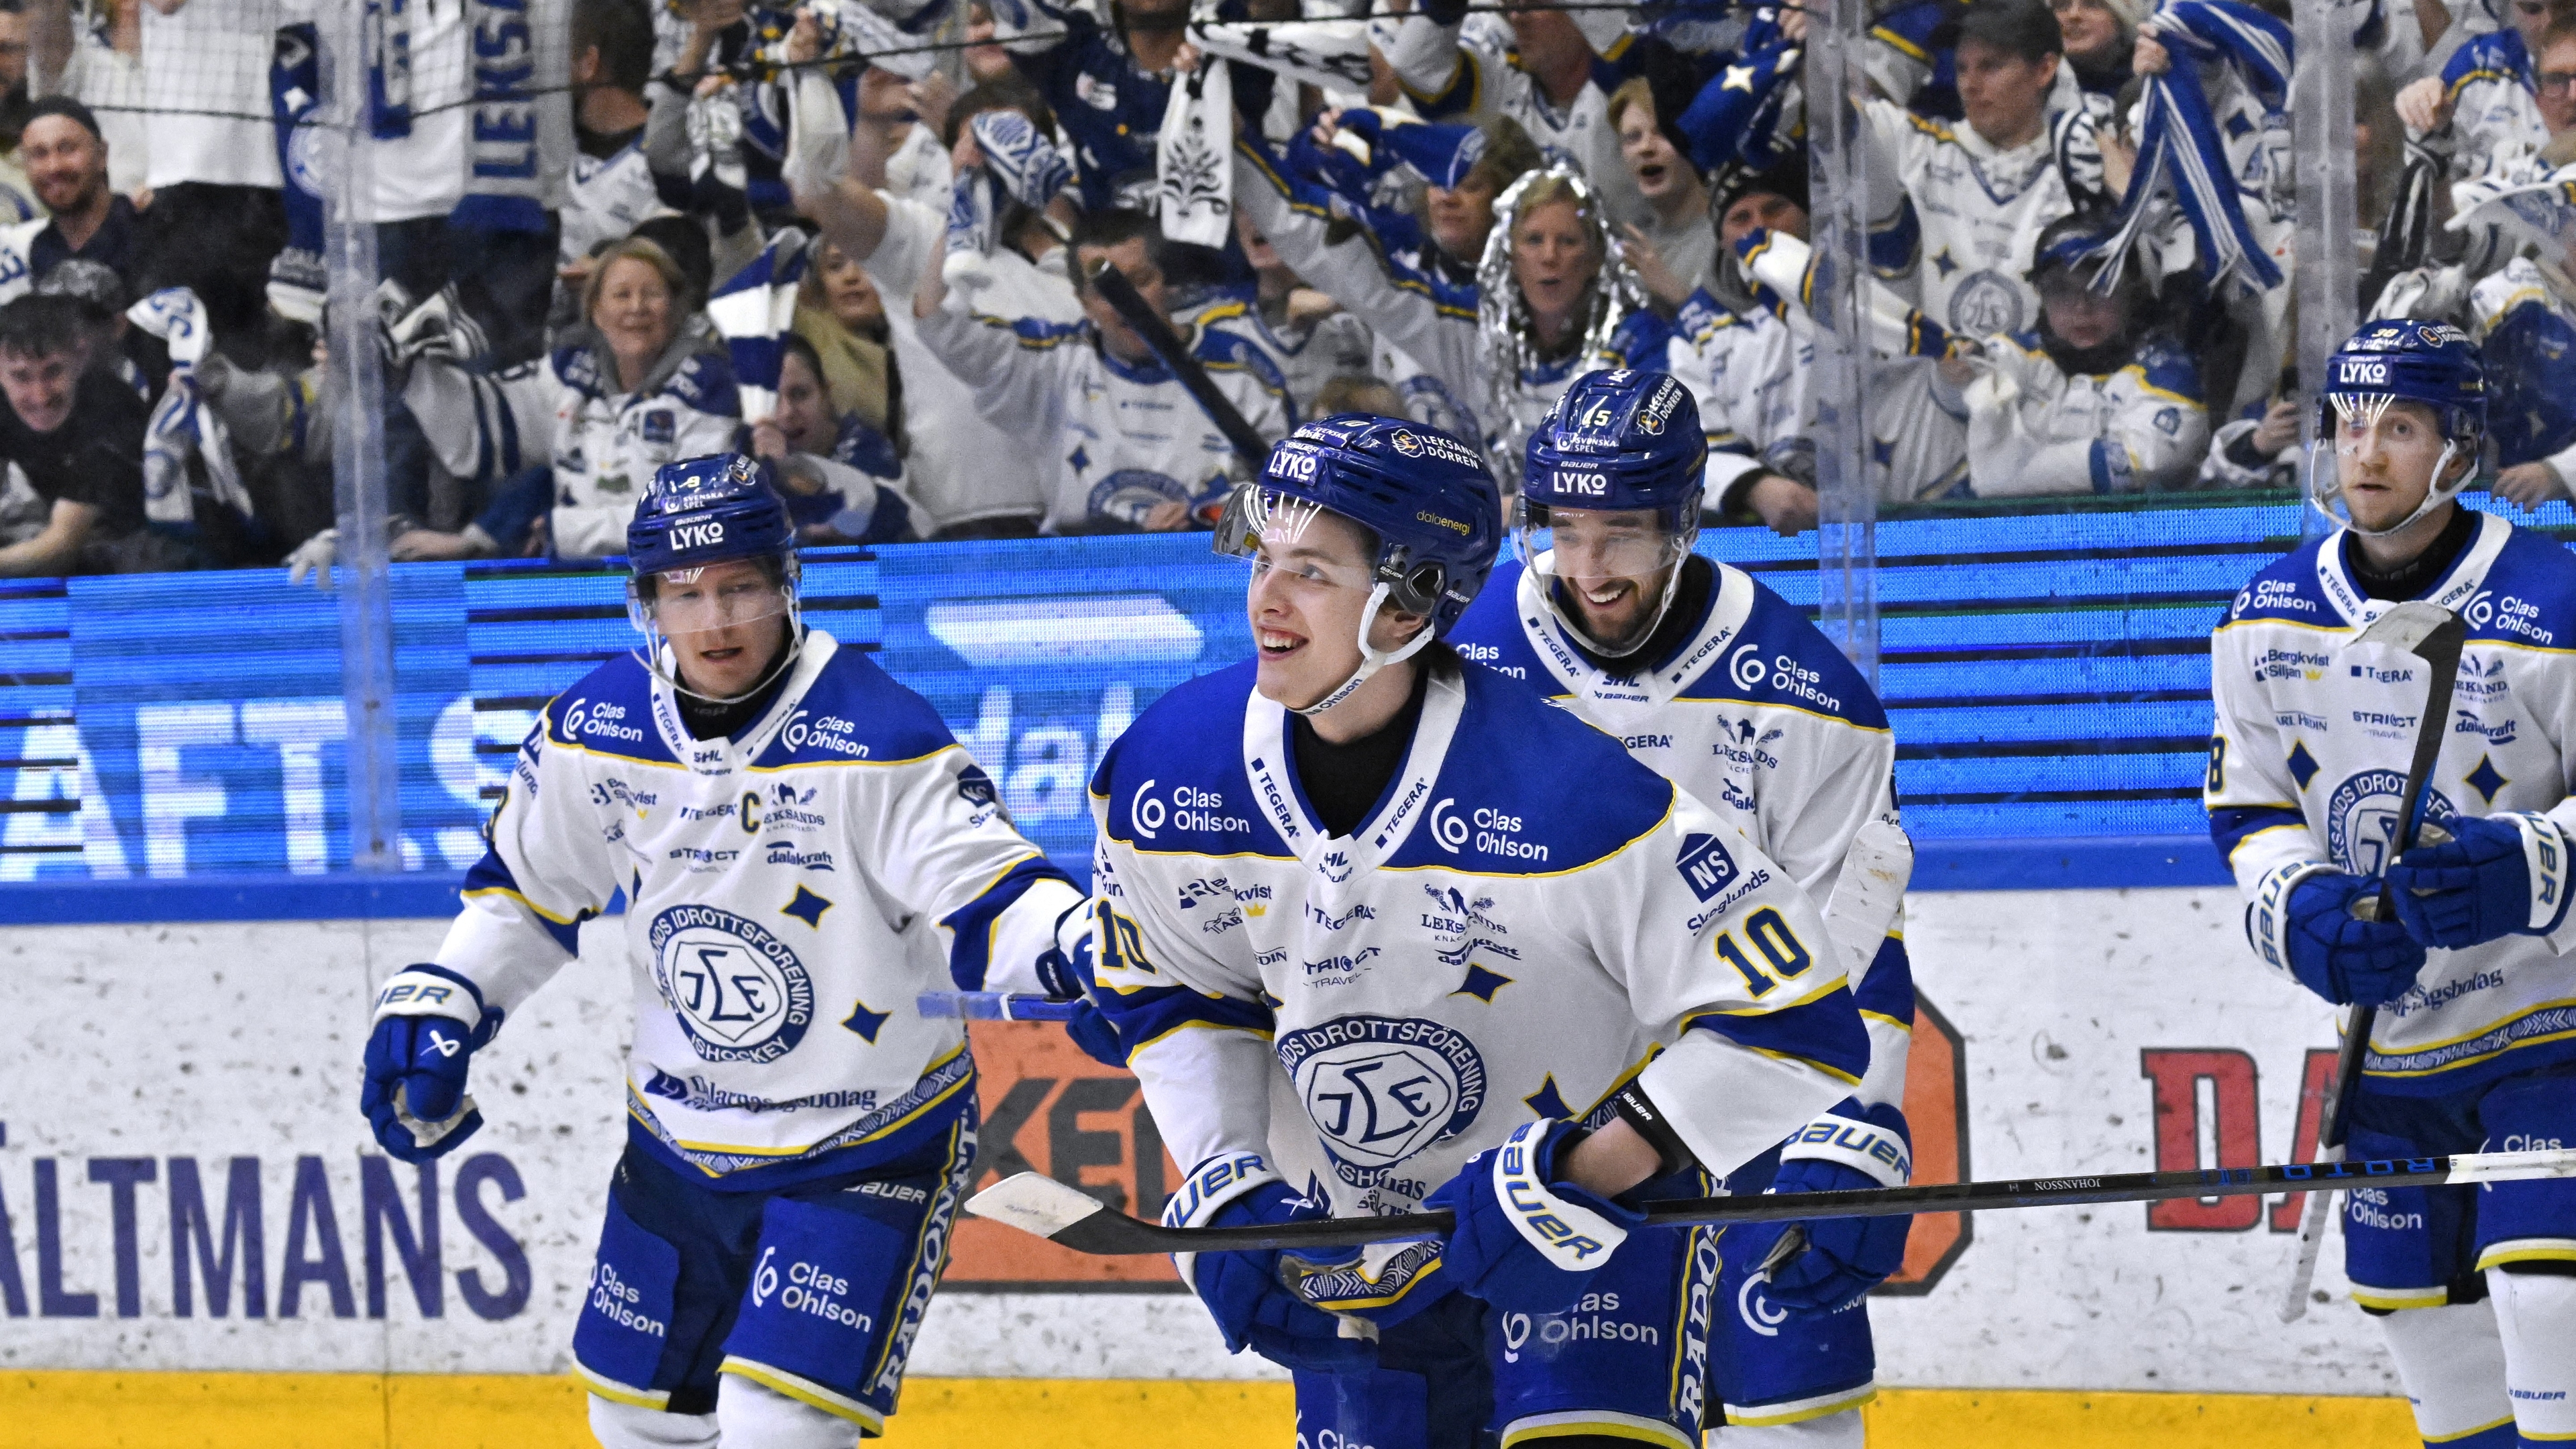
[1453,964,1513,1002]
[842,1000,890,1043]
[1870,437,1896,468]
[2224,112,2253,139]
[1931,248,1960,279]
[1068,443,1091,475]
[2286,741,2319,790]
[782,885,833,928]
[1523,1075,1572,1121]
[2466,754,2508,805]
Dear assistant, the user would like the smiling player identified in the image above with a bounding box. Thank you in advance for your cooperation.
[360,453,1088,1448]
[1083,413,1870,1449]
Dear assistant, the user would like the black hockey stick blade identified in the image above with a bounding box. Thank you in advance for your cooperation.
[1089,262,1276,473]
[966,1147,2576,1256]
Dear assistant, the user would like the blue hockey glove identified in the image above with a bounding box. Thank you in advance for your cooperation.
[1168,1154,1377,1373]
[360,965,501,1163]
[2262,869,2429,1006]
[1719,1101,1914,1313]
[2384,814,2573,949]
[1038,900,1128,1069]
[1420,1119,1644,1317]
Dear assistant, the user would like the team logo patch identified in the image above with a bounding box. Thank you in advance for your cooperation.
[1946,268,2026,337]
[2322,770,2460,877]
[1676,832,1739,902]
[1276,1016,1487,1177]
[647,904,816,1064]
[1391,429,1426,458]
[957,763,998,808]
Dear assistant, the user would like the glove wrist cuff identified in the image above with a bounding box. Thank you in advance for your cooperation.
[1164,1152,1284,1230]
[1780,1105,1912,1187]
[371,964,488,1030]
[1490,1120,1630,1271]
[2504,812,2573,934]
[2247,861,2338,978]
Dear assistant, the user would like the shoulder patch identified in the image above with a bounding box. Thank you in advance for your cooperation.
[546,654,676,764]
[2224,540,2331,625]
[1684,578,1892,730]
[2463,522,2576,649]
[1385,667,1676,875]
[755,645,959,768]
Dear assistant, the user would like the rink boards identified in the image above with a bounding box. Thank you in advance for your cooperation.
[1,892,2369,1397]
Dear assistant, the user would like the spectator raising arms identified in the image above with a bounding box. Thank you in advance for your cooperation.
[394,235,740,561]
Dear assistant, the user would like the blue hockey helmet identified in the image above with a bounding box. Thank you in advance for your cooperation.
[2314,321,2488,537]
[627,451,797,576]
[1215,414,1503,714]
[1521,368,1707,530]
[1520,369,1708,658]
[624,452,805,700]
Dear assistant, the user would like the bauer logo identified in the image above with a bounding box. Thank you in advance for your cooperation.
[1676,832,1739,902]
[1276,1016,1488,1179]
[647,905,816,1065]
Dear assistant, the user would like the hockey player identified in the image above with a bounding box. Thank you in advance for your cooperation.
[2207,321,2576,1449]
[1086,413,1872,1448]
[1449,370,1914,1443]
[360,454,1089,1448]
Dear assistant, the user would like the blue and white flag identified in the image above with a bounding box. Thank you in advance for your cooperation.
[2082,0,2292,294]
[706,227,812,423]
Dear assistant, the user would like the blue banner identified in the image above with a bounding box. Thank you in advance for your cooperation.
[0,502,2357,908]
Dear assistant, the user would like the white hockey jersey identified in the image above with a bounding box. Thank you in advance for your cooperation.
[1666,288,1812,504]
[1086,655,1869,1216]
[912,284,1293,535]
[1448,557,1915,1112]
[1864,99,2092,339]
[1195,292,1372,423]
[1385,13,1644,225]
[437,630,1083,1189]
[853,189,1079,532]
[1962,331,2212,497]
[403,335,742,559]
[2208,513,2576,1098]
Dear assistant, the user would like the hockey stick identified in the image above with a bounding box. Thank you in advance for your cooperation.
[971,1147,2576,1255]
[918,991,1081,1022]
[1089,262,1277,474]
[2277,600,2467,1323]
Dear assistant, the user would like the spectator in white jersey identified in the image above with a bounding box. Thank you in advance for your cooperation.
[392,235,742,561]
[131,0,288,362]
[561,0,663,294]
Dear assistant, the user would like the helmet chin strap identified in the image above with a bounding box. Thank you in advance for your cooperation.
[1292,582,1436,718]
[1542,548,1690,660]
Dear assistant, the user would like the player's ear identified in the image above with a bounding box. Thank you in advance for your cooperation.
[1371,606,1431,653]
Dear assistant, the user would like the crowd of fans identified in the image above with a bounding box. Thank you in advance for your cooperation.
[0,0,2563,578]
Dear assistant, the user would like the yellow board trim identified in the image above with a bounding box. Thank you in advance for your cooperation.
[0,1374,2428,1449]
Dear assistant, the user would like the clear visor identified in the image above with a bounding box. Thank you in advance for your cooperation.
[1215,484,1380,593]
[627,565,796,640]
[2330,394,2426,460]
[1521,507,1689,584]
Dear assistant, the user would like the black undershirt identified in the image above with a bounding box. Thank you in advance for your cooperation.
[1566,555,1717,676]
[2343,504,2479,602]
[675,637,796,741]
[1291,663,1434,839]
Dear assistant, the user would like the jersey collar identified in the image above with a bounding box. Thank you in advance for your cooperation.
[1514,553,1756,709]
[647,630,837,775]
[2314,511,2509,631]
[1241,657,1465,894]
